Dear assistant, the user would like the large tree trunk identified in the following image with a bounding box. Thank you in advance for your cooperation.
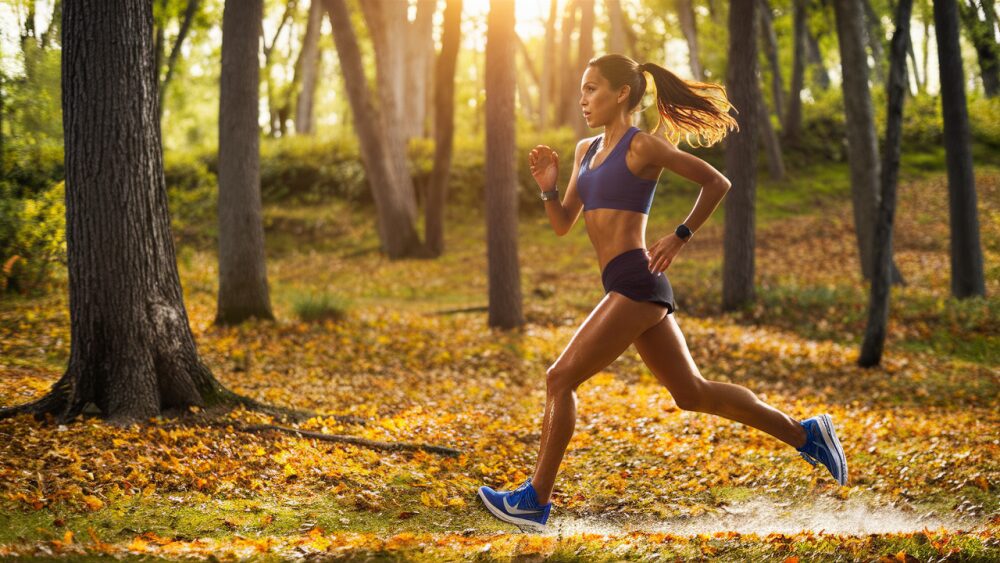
[295,0,324,134]
[785,0,807,144]
[0,0,235,423]
[834,0,882,281]
[759,0,785,119]
[861,0,913,368]
[723,0,758,312]
[935,0,987,297]
[158,0,200,120]
[676,0,704,80]
[324,0,422,258]
[406,0,437,139]
[426,0,463,257]
[540,0,558,129]
[216,0,275,325]
[575,0,595,136]
[959,0,1000,97]
[485,0,524,329]
[558,0,578,127]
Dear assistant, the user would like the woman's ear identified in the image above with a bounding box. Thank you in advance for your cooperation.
[617,85,630,105]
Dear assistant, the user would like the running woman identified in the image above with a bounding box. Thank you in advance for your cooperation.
[477,55,847,532]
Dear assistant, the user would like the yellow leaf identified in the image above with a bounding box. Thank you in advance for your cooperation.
[82,495,104,511]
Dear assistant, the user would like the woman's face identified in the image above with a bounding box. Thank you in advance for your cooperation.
[579,66,629,128]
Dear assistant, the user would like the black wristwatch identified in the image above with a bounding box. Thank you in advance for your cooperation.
[675,224,692,242]
[540,189,559,201]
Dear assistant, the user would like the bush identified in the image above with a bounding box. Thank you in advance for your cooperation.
[0,181,67,295]
[291,290,351,323]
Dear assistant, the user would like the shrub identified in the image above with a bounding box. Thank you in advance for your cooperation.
[0,181,67,295]
[291,290,351,323]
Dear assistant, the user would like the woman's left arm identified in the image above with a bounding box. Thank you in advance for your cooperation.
[632,133,732,274]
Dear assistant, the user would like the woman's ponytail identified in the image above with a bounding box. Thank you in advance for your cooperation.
[639,62,738,147]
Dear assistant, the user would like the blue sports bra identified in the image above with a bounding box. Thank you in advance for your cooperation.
[577,126,658,215]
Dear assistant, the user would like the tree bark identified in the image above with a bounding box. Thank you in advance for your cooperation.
[262,0,296,137]
[324,0,423,258]
[723,0,758,312]
[295,0,324,134]
[0,0,238,423]
[959,0,1000,97]
[406,0,437,139]
[558,0,578,127]
[834,0,882,281]
[861,0,912,368]
[785,0,807,144]
[217,0,275,325]
[676,0,704,80]
[158,0,200,120]
[934,0,987,297]
[758,83,786,180]
[575,0,595,136]
[426,0,463,257]
[807,25,832,90]
[485,0,524,329]
[758,0,785,119]
[861,0,888,85]
[540,0,558,129]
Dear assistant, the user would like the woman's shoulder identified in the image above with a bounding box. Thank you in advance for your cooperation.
[630,130,680,159]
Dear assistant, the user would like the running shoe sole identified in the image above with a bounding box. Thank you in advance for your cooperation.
[477,487,548,532]
[817,413,848,486]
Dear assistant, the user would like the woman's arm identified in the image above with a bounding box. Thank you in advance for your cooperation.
[633,132,732,273]
[529,139,590,236]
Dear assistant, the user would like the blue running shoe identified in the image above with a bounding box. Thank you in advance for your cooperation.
[477,478,552,531]
[797,414,848,486]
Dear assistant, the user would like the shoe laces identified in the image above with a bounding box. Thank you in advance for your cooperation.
[799,451,819,467]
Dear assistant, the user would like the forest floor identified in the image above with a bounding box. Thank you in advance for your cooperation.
[1,160,998,561]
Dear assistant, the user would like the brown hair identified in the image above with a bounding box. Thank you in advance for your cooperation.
[587,54,738,147]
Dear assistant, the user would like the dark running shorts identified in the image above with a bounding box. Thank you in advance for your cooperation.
[601,248,676,314]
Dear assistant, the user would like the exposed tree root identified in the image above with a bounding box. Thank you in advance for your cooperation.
[224,423,461,456]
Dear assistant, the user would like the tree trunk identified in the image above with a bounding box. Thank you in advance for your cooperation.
[262,0,296,137]
[607,0,627,55]
[807,25,832,90]
[158,0,200,120]
[558,0,578,127]
[861,0,912,368]
[861,0,887,85]
[40,0,61,49]
[676,0,704,80]
[295,0,324,134]
[575,0,595,136]
[934,0,987,297]
[324,0,422,258]
[425,0,462,257]
[959,0,1000,97]
[540,0,558,129]
[759,0,785,119]
[723,0,758,312]
[485,0,524,329]
[834,0,881,281]
[921,0,931,93]
[785,0,807,144]
[758,83,786,180]
[906,26,922,93]
[217,0,275,325]
[0,0,236,423]
[406,0,437,139]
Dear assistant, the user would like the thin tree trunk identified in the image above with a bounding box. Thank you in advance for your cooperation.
[406,0,437,139]
[40,0,60,49]
[861,0,913,368]
[324,0,422,258]
[676,0,704,80]
[158,0,200,120]
[758,83,786,180]
[262,0,296,137]
[575,0,595,136]
[759,0,785,119]
[861,0,888,85]
[217,0,275,325]
[485,0,524,329]
[723,0,758,312]
[558,0,578,127]
[959,0,1000,96]
[540,0,558,129]
[607,0,626,55]
[906,27,922,93]
[807,25,832,90]
[295,0,324,134]
[426,0,462,257]
[921,0,931,93]
[834,0,881,281]
[785,0,807,143]
[0,0,236,422]
[934,0,987,297]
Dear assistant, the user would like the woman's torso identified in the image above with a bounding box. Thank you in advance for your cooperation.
[577,127,663,271]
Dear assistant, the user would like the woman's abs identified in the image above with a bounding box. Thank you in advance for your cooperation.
[584,209,649,271]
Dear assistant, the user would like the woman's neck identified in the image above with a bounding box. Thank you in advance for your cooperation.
[601,120,632,149]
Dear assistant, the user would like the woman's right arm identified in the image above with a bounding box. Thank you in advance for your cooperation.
[530,139,589,236]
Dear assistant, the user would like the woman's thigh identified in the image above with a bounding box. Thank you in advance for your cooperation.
[548,292,668,393]
[632,314,705,403]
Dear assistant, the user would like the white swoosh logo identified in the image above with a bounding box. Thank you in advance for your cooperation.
[503,496,541,514]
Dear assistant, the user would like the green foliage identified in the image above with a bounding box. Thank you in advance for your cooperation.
[290,289,351,323]
[258,136,367,204]
[0,181,66,295]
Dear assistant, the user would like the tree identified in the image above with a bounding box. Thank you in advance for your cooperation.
[861,0,913,367]
[294,0,324,134]
[557,0,578,127]
[861,0,888,85]
[426,0,463,257]
[216,0,275,325]
[485,0,524,329]
[958,0,1000,97]
[785,0,808,144]
[405,0,437,139]
[540,0,558,129]
[575,0,595,136]
[155,0,201,120]
[759,0,785,119]
[723,0,759,312]
[1,0,244,422]
[676,0,705,80]
[261,0,296,137]
[934,0,987,297]
[807,24,832,90]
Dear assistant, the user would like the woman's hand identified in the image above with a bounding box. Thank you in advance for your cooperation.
[528,145,559,191]
[646,233,687,274]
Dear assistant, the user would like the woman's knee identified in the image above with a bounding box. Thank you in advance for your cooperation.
[545,364,578,396]
[672,379,713,413]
